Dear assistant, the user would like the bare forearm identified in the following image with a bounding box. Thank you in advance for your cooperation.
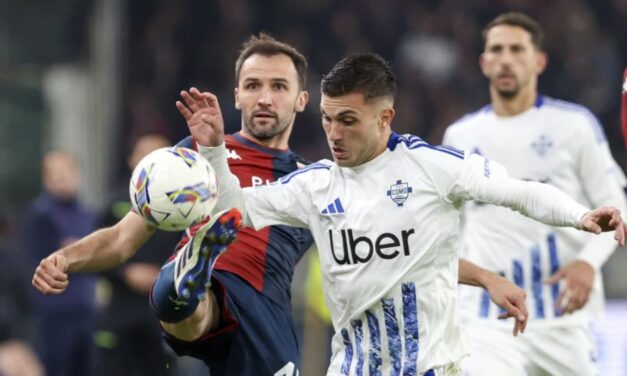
[458,258,495,287]
[58,214,155,272]
[57,228,127,272]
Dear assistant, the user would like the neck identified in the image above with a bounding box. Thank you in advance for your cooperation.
[367,128,393,162]
[490,86,538,117]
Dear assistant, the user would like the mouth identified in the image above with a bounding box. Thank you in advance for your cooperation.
[253,111,276,120]
[496,73,515,83]
[331,146,348,160]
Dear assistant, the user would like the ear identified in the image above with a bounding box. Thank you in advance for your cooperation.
[536,51,548,75]
[295,90,309,113]
[479,53,489,77]
[234,87,241,110]
[379,107,395,129]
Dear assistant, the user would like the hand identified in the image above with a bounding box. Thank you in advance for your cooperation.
[580,207,626,246]
[485,274,528,336]
[0,340,44,376]
[123,262,161,295]
[32,254,69,295]
[545,260,594,315]
[176,87,225,147]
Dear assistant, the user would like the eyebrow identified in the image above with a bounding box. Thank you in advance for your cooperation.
[320,108,358,117]
[242,77,290,84]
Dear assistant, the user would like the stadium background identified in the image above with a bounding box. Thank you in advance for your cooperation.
[1,0,626,374]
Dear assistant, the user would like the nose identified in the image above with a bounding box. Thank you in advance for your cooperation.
[500,49,515,66]
[258,87,272,106]
[326,122,342,142]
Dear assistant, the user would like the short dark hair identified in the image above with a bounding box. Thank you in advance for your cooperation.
[234,33,308,90]
[482,12,544,50]
[321,53,396,103]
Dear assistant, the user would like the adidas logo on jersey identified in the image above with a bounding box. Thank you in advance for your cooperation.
[321,198,345,215]
[328,228,415,265]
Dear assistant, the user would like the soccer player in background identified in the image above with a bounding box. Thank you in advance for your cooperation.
[35,35,533,375]
[443,12,627,376]
[23,151,99,376]
[186,52,626,375]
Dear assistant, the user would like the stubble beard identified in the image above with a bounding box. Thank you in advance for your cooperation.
[495,81,521,100]
[243,115,289,140]
[493,73,522,100]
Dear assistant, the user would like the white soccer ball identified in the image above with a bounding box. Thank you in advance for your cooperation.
[129,146,218,231]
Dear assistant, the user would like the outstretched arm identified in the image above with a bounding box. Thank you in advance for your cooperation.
[454,155,626,246]
[458,259,528,336]
[32,211,155,295]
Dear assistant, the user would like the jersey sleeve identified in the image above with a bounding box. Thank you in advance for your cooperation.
[196,143,245,215]
[441,126,457,149]
[574,117,627,269]
[448,154,590,228]
[241,173,313,230]
[197,142,312,230]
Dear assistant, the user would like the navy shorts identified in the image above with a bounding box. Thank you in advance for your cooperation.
[163,270,301,376]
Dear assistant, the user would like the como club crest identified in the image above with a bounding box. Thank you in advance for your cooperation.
[387,180,413,207]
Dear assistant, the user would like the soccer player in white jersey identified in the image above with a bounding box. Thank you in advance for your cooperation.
[443,12,627,376]
[183,53,626,376]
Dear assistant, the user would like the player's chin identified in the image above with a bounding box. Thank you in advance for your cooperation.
[252,117,278,127]
[333,157,358,167]
[495,87,519,99]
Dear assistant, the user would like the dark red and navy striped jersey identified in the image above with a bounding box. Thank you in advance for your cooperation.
[176,133,314,310]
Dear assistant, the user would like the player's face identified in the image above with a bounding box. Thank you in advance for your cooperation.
[235,53,308,141]
[480,25,546,99]
[321,92,394,167]
[43,152,80,201]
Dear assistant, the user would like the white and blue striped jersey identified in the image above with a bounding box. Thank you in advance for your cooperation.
[444,95,627,326]
[200,132,590,375]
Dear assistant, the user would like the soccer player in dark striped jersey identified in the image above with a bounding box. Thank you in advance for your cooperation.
[33,34,314,376]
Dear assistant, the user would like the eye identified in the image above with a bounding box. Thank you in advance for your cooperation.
[245,82,259,90]
[273,82,287,90]
[341,117,356,125]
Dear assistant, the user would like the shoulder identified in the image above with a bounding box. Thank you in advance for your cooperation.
[26,195,52,216]
[294,153,312,169]
[448,105,492,130]
[388,133,465,161]
[540,97,606,143]
[444,105,492,144]
[278,160,332,184]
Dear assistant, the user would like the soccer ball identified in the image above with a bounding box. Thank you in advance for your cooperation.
[129,146,218,231]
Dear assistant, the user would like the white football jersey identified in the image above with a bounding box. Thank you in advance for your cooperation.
[444,96,627,326]
[200,133,590,375]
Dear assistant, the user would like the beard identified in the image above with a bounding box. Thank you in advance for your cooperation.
[493,72,521,99]
[496,87,519,99]
[242,113,290,140]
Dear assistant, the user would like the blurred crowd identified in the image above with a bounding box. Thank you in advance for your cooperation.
[119,0,627,169]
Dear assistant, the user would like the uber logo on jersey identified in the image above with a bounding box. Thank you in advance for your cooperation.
[328,228,415,264]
